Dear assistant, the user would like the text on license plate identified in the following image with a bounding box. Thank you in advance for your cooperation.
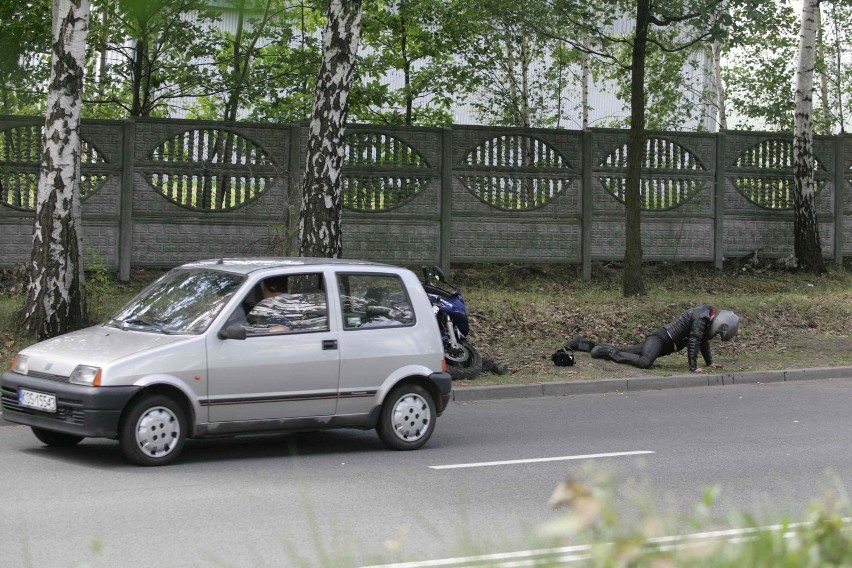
[18,388,57,413]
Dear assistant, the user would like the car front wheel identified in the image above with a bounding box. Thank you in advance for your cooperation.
[119,395,187,466]
[377,384,436,451]
[31,427,84,447]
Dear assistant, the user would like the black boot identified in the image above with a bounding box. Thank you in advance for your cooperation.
[609,350,649,369]
[569,336,597,352]
[590,345,615,359]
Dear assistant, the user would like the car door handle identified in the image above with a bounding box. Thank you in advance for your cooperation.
[322,340,338,350]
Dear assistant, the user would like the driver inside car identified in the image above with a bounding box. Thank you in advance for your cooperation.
[246,278,292,333]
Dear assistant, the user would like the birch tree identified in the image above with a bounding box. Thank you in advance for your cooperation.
[22,0,91,339]
[792,0,826,274]
[298,0,363,258]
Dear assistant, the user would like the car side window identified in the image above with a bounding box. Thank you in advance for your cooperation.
[337,273,415,330]
[230,273,329,335]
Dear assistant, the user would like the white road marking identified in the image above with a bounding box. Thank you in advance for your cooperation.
[429,450,655,470]
[361,519,852,568]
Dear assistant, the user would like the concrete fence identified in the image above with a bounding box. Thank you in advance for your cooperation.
[1,115,849,280]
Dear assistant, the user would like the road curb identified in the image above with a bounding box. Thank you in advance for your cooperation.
[3,367,852,424]
[451,366,852,402]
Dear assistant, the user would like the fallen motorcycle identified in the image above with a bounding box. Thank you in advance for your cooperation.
[421,266,482,380]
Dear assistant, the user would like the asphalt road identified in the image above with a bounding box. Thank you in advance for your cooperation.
[2,378,852,568]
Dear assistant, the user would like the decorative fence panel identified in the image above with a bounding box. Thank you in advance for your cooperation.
[129,119,295,268]
[1,115,851,279]
[341,126,443,265]
[450,126,582,263]
[723,132,836,259]
[591,130,716,262]
[0,116,124,267]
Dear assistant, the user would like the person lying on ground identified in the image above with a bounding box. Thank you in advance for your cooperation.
[569,304,739,373]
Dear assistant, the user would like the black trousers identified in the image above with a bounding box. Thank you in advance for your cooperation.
[600,330,674,369]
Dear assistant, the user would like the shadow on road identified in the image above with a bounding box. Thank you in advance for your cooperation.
[14,429,390,468]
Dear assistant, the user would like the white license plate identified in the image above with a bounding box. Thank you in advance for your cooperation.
[18,388,57,413]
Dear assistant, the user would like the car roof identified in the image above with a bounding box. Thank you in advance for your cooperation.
[180,257,399,276]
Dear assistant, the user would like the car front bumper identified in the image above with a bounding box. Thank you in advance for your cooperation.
[1,371,141,438]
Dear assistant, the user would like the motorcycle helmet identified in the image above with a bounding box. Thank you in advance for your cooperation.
[709,310,739,341]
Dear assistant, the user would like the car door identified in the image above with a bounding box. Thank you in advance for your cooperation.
[335,271,423,416]
[205,271,340,422]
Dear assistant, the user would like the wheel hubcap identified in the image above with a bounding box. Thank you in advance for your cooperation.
[445,344,470,365]
[390,393,431,442]
[135,406,180,458]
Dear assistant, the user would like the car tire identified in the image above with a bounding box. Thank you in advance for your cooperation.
[31,427,84,447]
[119,395,187,466]
[377,384,436,451]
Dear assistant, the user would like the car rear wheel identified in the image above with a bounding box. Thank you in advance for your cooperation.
[119,395,187,466]
[377,384,436,450]
[31,427,84,447]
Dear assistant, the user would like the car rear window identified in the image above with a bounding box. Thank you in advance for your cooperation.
[337,273,415,330]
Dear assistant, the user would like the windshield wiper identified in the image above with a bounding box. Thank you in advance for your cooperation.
[118,317,177,334]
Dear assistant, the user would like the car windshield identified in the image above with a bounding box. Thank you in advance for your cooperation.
[107,269,244,334]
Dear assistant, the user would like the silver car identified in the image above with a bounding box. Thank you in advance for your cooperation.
[1,258,452,466]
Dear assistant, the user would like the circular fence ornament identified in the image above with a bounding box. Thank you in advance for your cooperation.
[598,137,708,210]
[144,128,280,211]
[341,132,431,212]
[456,134,574,211]
[0,124,108,211]
[731,139,825,210]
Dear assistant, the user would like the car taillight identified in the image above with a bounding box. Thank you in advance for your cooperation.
[441,359,447,372]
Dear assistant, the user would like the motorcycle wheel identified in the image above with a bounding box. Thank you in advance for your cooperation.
[445,339,482,380]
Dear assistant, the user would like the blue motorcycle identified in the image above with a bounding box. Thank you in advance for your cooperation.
[422,266,482,380]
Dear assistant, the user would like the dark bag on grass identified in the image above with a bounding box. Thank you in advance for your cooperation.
[552,345,575,367]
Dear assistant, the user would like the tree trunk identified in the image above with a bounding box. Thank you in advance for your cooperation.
[399,7,413,125]
[298,0,363,258]
[623,0,649,297]
[503,24,521,125]
[581,41,590,130]
[131,37,147,116]
[830,3,845,133]
[22,0,90,339]
[815,6,831,134]
[792,0,826,274]
[519,35,531,128]
[711,40,727,130]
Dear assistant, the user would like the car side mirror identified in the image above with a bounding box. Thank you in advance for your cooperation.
[218,323,247,340]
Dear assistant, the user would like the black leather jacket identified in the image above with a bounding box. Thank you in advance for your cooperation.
[661,304,714,371]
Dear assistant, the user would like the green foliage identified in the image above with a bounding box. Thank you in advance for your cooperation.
[446,0,589,128]
[84,0,216,118]
[352,0,460,126]
[817,3,852,134]
[199,0,325,123]
[227,0,325,123]
[84,249,114,324]
[722,1,798,132]
[6,0,852,136]
[602,34,714,131]
[0,0,50,115]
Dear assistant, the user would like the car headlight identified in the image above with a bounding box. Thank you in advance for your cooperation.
[11,354,28,375]
[69,365,102,386]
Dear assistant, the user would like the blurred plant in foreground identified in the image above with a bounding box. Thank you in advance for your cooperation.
[540,472,852,568]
